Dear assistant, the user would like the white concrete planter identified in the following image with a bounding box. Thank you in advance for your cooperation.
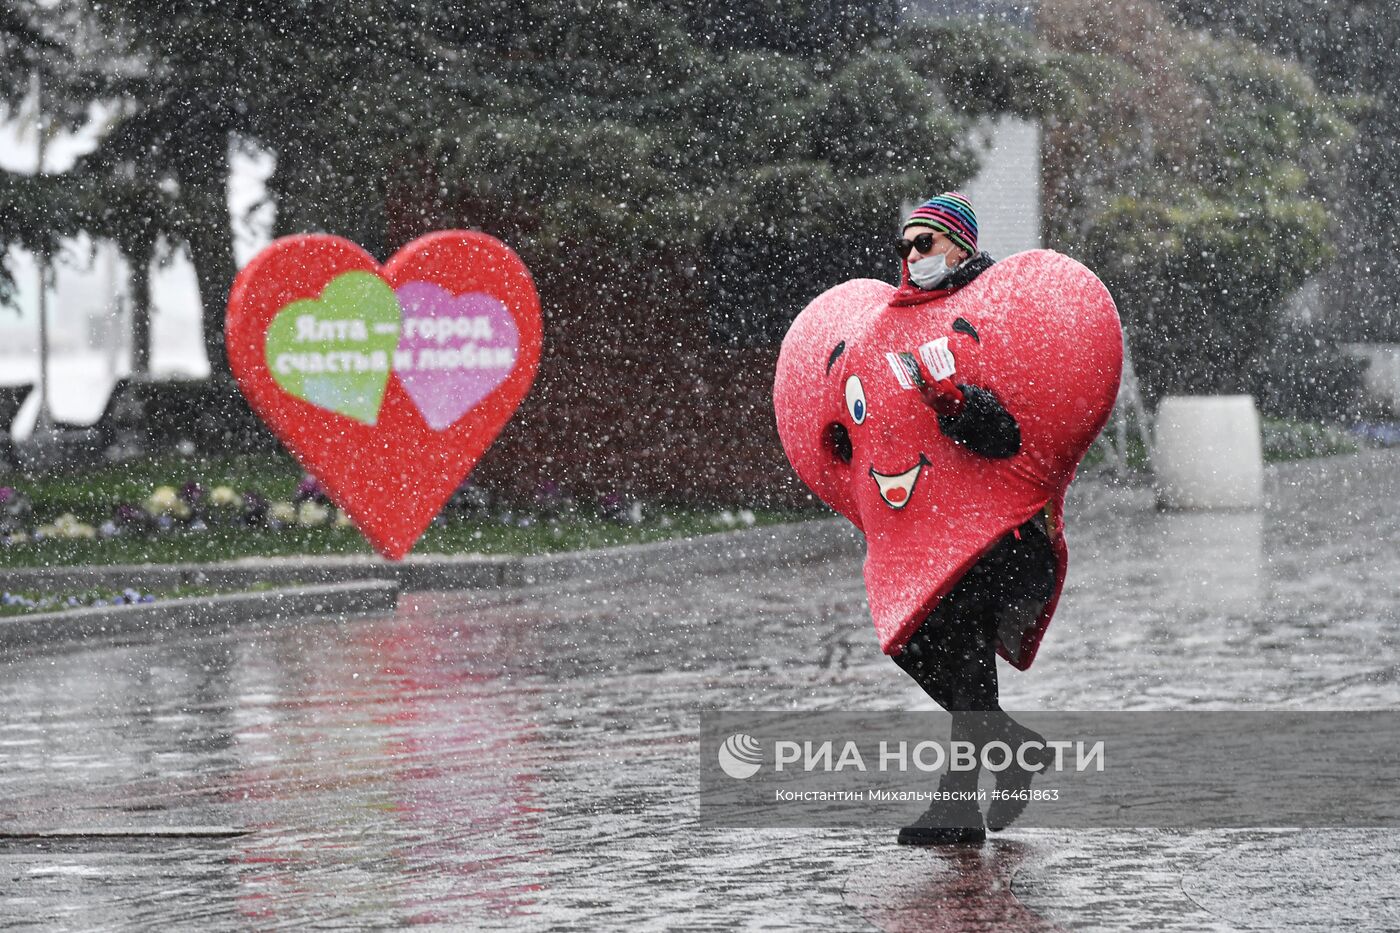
[1152,395,1263,510]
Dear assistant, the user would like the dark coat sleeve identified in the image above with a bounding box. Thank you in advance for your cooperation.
[937,384,1021,459]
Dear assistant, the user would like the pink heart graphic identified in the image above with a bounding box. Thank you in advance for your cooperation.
[393,281,521,431]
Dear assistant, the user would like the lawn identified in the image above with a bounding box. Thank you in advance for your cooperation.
[0,452,809,568]
[1080,415,1360,472]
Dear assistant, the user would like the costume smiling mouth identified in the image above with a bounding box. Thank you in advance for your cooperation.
[869,455,931,510]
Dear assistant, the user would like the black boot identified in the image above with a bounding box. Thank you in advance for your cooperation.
[897,771,986,846]
[985,717,1049,832]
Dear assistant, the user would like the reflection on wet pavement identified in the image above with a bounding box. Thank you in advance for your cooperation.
[2,452,1399,929]
[846,839,1061,932]
[1158,510,1264,612]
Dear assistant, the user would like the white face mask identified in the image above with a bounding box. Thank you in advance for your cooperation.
[908,253,956,289]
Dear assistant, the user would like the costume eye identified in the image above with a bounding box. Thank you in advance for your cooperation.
[845,375,867,424]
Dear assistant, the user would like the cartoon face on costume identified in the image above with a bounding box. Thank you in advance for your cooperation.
[773,249,1122,660]
[825,316,986,513]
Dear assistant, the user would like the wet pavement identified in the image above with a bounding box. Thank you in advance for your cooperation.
[3,450,1400,930]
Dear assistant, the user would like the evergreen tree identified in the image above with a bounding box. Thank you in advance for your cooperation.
[1165,0,1400,342]
[9,1,966,355]
[1036,0,1354,406]
[10,0,1340,397]
[0,1,111,304]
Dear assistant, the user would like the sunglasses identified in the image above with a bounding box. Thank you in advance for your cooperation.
[896,232,941,259]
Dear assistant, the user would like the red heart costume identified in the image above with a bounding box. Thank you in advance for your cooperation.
[773,250,1121,669]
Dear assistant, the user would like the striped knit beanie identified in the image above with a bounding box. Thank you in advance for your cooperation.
[903,192,978,255]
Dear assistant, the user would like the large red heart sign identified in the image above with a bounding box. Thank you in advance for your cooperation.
[227,231,542,560]
[774,250,1121,668]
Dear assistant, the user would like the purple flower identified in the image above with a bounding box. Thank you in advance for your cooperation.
[532,481,573,518]
[598,492,629,523]
[241,490,269,526]
[177,481,209,524]
[0,487,31,532]
[294,475,329,504]
[113,503,155,534]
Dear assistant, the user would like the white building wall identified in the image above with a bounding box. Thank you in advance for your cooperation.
[961,116,1042,259]
[899,116,1042,258]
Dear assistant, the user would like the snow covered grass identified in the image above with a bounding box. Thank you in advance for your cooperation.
[1083,416,1360,475]
[12,453,305,517]
[1260,418,1359,462]
[0,453,809,568]
[0,513,805,568]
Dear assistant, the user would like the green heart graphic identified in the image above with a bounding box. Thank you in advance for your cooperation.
[265,270,402,425]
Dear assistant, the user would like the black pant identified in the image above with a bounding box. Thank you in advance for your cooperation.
[891,526,1056,803]
[892,578,1003,711]
[891,522,1056,713]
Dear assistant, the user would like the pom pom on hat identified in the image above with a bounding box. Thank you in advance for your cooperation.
[904,192,978,255]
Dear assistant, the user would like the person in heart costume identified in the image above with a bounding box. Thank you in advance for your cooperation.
[774,193,1122,845]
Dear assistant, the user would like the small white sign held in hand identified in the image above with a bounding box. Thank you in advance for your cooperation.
[919,337,956,381]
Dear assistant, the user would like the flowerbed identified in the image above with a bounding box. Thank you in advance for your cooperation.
[0,475,356,547]
[0,455,800,569]
[0,584,280,618]
[1,587,157,617]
